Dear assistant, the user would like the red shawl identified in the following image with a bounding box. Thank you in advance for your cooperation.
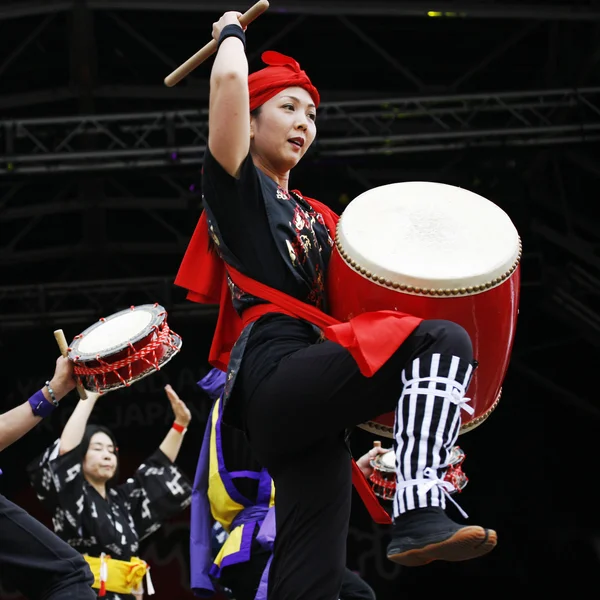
[174,196,422,376]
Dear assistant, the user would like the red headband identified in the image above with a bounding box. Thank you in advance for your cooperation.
[248,51,320,112]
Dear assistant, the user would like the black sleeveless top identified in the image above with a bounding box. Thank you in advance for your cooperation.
[201,148,333,428]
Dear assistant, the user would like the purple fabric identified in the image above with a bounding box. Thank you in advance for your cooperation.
[212,505,275,595]
[28,389,56,419]
[197,368,227,401]
[256,554,273,600]
[230,470,261,480]
[255,506,276,548]
[211,519,255,574]
[256,469,272,506]
[190,404,216,597]
[190,383,276,600]
[230,505,269,531]
[190,398,266,596]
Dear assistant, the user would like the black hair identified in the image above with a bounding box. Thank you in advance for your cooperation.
[80,424,120,487]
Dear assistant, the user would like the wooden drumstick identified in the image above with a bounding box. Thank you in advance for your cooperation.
[369,440,382,462]
[163,0,270,87]
[54,329,88,400]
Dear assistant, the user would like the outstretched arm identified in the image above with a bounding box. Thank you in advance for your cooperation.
[0,356,75,452]
[58,390,102,456]
[159,385,192,463]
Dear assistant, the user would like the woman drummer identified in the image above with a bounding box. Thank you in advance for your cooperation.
[175,10,497,599]
[27,386,193,599]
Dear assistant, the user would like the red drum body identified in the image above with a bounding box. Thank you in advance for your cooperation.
[327,181,521,436]
[67,303,182,393]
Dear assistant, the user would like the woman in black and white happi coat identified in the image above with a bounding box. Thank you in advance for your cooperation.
[28,386,193,599]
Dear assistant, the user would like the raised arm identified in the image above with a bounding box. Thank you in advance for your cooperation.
[58,390,102,455]
[208,11,250,178]
[159,385,192,463]
[0,356,75,452]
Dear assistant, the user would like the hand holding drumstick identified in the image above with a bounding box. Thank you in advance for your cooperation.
[53,329,88,400]
[356,440,391,479]
[163,0,270,87]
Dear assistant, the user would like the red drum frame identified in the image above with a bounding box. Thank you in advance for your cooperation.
[326,181,521,437]
[67,303,182,393]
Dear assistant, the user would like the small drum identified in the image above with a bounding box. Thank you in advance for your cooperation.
[370,446,468,501]
[67,303,182,393]
[327,181,521,436]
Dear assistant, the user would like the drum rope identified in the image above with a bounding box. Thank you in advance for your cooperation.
[71,323,181,378]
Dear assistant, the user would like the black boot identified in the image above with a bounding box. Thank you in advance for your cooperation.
[386,507,496,566]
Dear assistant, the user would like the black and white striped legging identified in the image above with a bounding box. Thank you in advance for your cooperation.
[393,353,474,517]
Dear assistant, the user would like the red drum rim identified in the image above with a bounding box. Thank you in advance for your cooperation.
[359,388,503,438]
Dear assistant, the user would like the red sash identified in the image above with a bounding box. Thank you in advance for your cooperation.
[174,197,423,525]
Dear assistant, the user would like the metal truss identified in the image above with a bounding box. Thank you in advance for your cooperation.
[0,276,216,332]
[2,1,600,21]
[0,1,596,424]
[0,251,543,330]
[534,225,600,347]
[2,3,600,122]
[2,86,600,175]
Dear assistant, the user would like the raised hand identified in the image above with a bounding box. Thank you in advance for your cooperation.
[48,356,76,401]
[164,385,192,428]
[212,11,244,42]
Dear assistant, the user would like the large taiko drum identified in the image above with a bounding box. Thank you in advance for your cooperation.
[327,181,521,436]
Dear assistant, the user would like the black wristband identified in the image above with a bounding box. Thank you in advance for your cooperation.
[218,24,246,50]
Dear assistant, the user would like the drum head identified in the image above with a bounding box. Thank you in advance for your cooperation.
[373,449,396,472]
[336,181,520,293]
[69,304,166,360]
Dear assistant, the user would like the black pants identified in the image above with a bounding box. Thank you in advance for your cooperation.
[0,493,96,600]
[219,547,376,600]
[240,320,473,600]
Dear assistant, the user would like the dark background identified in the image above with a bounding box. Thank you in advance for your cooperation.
[1,0,600,595]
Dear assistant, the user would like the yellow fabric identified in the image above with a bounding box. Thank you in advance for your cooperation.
[83,555,147,594]
[207,397,245,532]
[213,523,245,568]
[206,396,277,570]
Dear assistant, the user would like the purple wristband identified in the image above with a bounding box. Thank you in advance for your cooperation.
[28,389,57,418]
